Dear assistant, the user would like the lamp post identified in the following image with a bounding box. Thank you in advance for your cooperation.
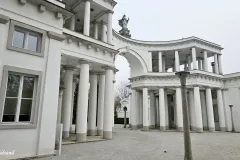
[229,105,235,132]
[123,107,127,128]
[176,71,193,160]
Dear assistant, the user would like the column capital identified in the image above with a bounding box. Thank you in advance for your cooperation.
[78,59,91,65]
[63,65,75,70]
[92,20,100,25]
[90,71,99,75]
[83,0,93,2]
[100,20,107,25]
[106,10,114,14]
[102,65,117,71]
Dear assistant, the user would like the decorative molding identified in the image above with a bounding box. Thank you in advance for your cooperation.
[0,14,10,24]
[56,12,63,19]
[19,0,26,5]
[48,31,65,41]
[39,5,46,13]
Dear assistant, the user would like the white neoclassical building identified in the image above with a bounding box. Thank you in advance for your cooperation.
[0,0,240,159]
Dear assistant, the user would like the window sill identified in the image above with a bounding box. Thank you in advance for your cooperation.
[0,123,37,130]
[7,45,44,57]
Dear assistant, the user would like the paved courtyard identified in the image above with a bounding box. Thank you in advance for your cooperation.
[40,125,240,160]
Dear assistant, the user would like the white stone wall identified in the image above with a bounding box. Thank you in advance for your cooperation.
[0,0,63,159]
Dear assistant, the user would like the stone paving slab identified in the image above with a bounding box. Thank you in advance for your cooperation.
[39,125,240,160]
[62,134,106,145]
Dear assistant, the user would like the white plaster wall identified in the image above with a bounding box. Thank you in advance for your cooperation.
[0,0,63,34]
[223,87,240,132]
[0,1,63,159]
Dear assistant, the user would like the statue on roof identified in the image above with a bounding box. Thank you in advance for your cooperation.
[118,14,131,38]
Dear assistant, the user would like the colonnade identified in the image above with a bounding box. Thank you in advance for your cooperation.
[67,0,113,44]
[152,48,223,74]
[59,62,115,142]
[130,86,226,133]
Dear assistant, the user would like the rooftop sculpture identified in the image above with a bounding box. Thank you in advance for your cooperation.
[118,14,131,38]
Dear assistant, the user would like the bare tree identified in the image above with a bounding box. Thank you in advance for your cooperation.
[114,81,130,116]
[115,80,130,100]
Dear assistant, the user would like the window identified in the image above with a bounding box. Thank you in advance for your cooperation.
[0,66,42,129]
[152,52,159,72]
[2,73,36,123]
[7,20,46,57]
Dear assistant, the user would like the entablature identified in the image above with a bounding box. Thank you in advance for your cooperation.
[63,28,118,56]
[129,70,224,89]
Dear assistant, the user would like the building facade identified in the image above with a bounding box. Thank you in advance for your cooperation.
[0,0,240,159]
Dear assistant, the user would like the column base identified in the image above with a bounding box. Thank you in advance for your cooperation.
[97,129,103,136]
[160,126,166,131]
[87,129,96,136]
[129,124,131,128]
[220,127,227,132]
[166,126,169,130]
[132,125,138,130]
[142,126,149,131]
[103,131,112,139]
[191,126,196,131]
[150,125,155,129]
[76,133,87,143]
[177,127,183,132]
[62,131,69,139]
[196,127,203,133]
[209,127,215,132]
[203,126,208,131]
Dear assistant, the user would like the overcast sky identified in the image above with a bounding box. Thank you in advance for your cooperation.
[113,0,240,84]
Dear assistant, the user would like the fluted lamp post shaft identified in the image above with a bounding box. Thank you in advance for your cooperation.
[176,71,193,160]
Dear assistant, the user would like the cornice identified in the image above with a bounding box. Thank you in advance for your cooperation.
[113,30,223,51]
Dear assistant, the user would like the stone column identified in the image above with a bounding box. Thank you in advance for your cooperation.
[93,21,99,39]
[107,10,113,44]
[57,86,64,124]
[156,97,160,127]
[128,92,132,127]
[194,86,203,133]
[159,88,166,131]
[97,73,105,136]
[173,94,177,128]
[200,91,208,130]
[158,52,163,72]
[139,91,143,128]
[165,90,169,130]
[76,61,90,142]
[83,0,91,36]
[203,51,208,71]
[103,66,114,139]
[217,89,226,131]
[198,59,202,70]
[189,90,196,131]
[214,54,219,74]
[176,87,183,131]
[131,89,137,129]
[211,62,215,73]
[136,91,141,128]
[162,55,166,72]
[142,88,149,131]
[101,21,107,42]
[150,91,156,128]
[187,55,192,71]
[70,75,78,133]
[184,63,188,71]
[87,72,98,136]
[175,51,180,72]
[218,54,223,74]
[192,48,197,70]
[61,65,75,138]
[205,88,215,132]
[69,15,75,31]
